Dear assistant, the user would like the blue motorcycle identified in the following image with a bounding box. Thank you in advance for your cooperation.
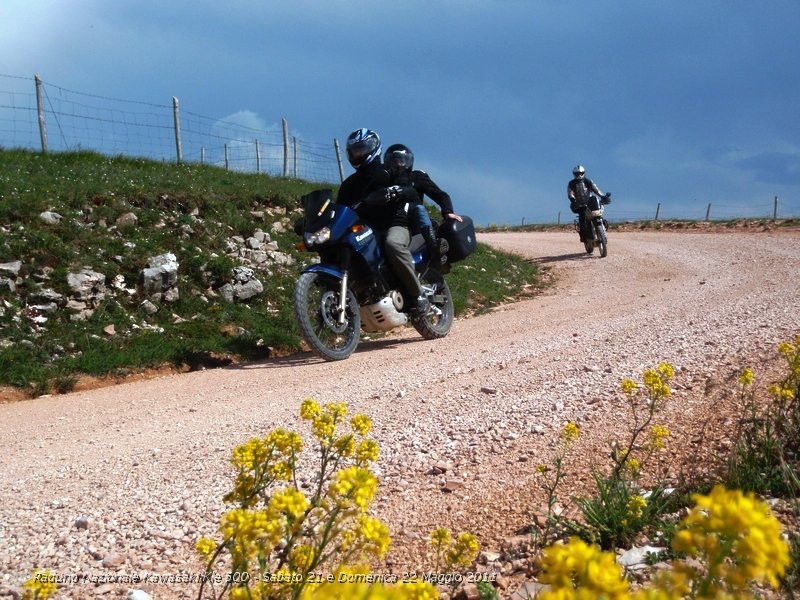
[294,189,454,360]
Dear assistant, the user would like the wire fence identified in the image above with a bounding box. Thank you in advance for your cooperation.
[511,198,800,228]
[0,73,343,183]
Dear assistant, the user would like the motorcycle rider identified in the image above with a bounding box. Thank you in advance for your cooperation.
[336,129,430,314]
[383,143,463,264]
[567,165,610,241]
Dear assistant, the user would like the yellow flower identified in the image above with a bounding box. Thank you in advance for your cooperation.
[626,495,647,521]
[231,437,268,470]
[351,413,372,436]
[334,434,356,458]
[22,571,57,600]
[195,536,217,558]
[778,341,796,360]
[359,515,391,557]
[312,413,336,440]
[219,508,282,560]
[561,422,580,445]
[300,398,322,420]
[672,485,790,591]
[268,461,293,481]
[625,457,641,474]
[355,439,379,464]
[445,532,480,570]
[330,466,378,510]
[738,367,754,387]
[430,527,452,548]
[269,487,309,521]
[266,428,303,454]
[656,362,675,380]
[621,378,639,396]
[536,464,549,474]
[768,383,795,401]
[649,425,670,450]
[291,544,316,571]
[325,401,348,421]
[539,538,629,599]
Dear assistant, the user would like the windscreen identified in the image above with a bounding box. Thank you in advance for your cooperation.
[302,189,336,232]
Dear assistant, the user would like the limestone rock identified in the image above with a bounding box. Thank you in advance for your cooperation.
[140,253,178,295]
[39,211,63,225]
[115,212,138,227]
[0,260,21,277]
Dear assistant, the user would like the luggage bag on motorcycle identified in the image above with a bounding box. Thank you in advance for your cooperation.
[439,215,476,262]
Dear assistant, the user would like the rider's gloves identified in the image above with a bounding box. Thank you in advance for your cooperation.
[386,185,404,203]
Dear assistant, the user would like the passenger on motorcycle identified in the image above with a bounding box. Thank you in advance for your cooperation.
[383,143,463,265]
[336,129,430,315]
[567,165,610,242]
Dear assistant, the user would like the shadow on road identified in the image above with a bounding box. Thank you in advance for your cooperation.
[529,252,592,265]
[229,336,422,370]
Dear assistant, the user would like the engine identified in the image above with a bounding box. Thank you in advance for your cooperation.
[359,292,408,332]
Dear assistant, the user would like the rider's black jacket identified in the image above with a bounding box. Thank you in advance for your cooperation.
[567,177,603,211]
[393,170,454,219]
[337,159,420,231]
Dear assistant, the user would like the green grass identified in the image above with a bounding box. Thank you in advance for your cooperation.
[0,149,540,394]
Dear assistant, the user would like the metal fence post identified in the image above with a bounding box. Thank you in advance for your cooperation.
[654,202,661,221]
[34,74,48,153]
[172,96,182,164]
[224,144,229,170]
[774,196,779,220]
[255,139,261,173]
[282,118,289,177]
[293,136,298,178]
[334,138,344,182]
[557,211,561,225]
[705,203,711,221]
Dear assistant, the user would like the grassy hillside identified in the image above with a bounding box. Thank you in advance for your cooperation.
[0,149,540,395]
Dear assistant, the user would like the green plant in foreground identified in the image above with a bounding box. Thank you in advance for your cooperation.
[726,337,800,498]
[538,486,790,599]
[565,364,677,550]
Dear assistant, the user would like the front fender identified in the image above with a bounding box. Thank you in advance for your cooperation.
[302,263,344,280]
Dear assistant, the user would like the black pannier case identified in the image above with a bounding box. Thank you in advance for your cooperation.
[439,215,476,262]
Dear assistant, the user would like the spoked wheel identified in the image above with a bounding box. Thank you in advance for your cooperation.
[294,272,360,361]
[596,222,608,258]
[412,272,454,340]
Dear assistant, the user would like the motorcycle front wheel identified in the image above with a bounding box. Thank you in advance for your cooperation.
[294,272,361,361]
[584,241,594,253]
[596,222,608,258]
[412,273,454,340]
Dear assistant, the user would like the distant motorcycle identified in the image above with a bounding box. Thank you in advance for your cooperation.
[575,193,611,258]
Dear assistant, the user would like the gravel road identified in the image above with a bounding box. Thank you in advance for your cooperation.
[1,230,798,598]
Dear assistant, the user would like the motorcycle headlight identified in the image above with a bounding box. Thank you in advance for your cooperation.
[305,227,331,246]
[590,209,604,218]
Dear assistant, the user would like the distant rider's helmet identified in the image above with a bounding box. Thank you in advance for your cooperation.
[573,165,585,179]
[346,128,381,169]
[384,144,415,175]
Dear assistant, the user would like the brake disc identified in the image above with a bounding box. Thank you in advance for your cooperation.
[320,291,349,334]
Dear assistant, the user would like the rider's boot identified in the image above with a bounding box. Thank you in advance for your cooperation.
[422,225,449,265]
[413,294,431,316]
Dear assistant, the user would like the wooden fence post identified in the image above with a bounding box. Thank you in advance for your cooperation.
[172,96,182,164]
[334,138,344,182]
[705,203,711,221]
[655,202,661,221]
[255,139,261,173]
[34,74,48,153]
[774,196,779,220]
[200,147,205,165]
[224,144,229,170]
[282,118,289,177]
[293,137,298,178]
[557,211,561,225]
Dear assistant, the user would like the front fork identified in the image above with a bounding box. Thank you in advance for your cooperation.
[337,248,352,326]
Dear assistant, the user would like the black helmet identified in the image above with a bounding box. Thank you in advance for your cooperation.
[573,164,585,178]
[384,144,414,174]
[346,128,381,169]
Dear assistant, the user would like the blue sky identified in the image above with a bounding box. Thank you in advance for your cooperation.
[2,0,799,224]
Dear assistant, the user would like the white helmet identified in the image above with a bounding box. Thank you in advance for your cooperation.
[573,165,585,178]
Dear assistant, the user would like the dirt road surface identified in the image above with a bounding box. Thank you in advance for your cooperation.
[1,231,799,598]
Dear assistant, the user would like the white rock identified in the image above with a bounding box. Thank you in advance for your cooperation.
[617,545,665,568]
[128,590,152,600]
[39,211,63,225]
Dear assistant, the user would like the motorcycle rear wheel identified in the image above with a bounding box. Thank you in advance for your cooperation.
[412,275,454,340]
[295,272,360,361]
